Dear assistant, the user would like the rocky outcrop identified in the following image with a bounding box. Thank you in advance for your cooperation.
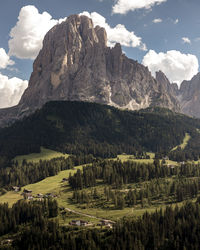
[19,14,179,112]
[155,71,180,110]
[178,73,200,118]
[0,14,180,127]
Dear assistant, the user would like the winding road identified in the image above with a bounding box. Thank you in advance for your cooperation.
[65,207,115,223]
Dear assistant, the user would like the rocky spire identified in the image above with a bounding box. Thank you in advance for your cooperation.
[18,14,179,112]
[0,14,180,127]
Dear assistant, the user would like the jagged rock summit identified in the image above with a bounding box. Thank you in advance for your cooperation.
[0,14,180,127]
[19,14,179,111]
[178,72,200,118]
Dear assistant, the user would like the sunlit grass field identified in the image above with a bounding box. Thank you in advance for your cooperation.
[1,149,198,222]
[171,133,191,151]
[14,147,69,164]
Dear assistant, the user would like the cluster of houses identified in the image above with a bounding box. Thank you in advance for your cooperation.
[69,220,93,227]
[12,186,20,192]
[21,189,33,200]
[12,186,57,201]
[69,219,115,228]
[12,187,115,229]
[98,219,115,228]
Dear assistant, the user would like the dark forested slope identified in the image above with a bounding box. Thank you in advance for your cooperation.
[0,101,200,160]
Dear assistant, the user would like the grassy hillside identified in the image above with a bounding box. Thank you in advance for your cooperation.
[171,133,191,151]
[0,101,200,162]
[0,164,83,206]
[1,156,198,222]
[14,147,69,164]
[1,102,200,249]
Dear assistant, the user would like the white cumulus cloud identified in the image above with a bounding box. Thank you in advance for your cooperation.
[142,50,199,86]
[112,0,167,14]
[0,48,14,69]
[9,5,58,59]
[153,18,162,23]
[9,6,147,59]
[182,37,191,44]
[80,11,147,50]
[0,73,28,108]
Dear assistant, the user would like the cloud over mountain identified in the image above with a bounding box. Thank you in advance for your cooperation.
[0,48,27,108]
[8,6,147,60]
[80,11,147,50]
[112,0,167,14]
[8,5,58,59]
[142,50,199,86]
[0,73,28,108]
[0,48,14,69]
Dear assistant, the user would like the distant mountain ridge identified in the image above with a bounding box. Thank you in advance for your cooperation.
[178,72,200,118]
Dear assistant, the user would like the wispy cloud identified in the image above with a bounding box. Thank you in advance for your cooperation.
[112,0,167,15]
[182,37,191,44]
[80,11,147,50]
[174,18,179,24]
[152,18,162,23]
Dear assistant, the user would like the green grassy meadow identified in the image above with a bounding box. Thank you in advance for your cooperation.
[116,154,178,166]
[14,147,69,164]
[1,149,198,223]
[0,163,188,222]
[0,165,83,206]
[171,133,191,151]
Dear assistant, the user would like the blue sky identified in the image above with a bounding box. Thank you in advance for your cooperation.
[0,0,200,108]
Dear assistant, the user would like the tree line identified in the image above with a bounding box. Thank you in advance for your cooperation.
[69,159,200,190]
[10,200,200,249]
[1,101,200,161]
[0,198,58,237]
[0,154,95,189]
[71,177,200,210]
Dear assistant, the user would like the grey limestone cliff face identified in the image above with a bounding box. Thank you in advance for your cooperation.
[0,14,180,127]
[19,14,180,112]
[178,72,200,118]
[155,71,180,110]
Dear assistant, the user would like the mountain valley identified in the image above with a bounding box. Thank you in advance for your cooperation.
[1,13,200,250]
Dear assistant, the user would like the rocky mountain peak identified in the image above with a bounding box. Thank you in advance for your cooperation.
[156,71,178,95]
[178,72,200,117]
[0,14,181,127]
[156,71,170,85]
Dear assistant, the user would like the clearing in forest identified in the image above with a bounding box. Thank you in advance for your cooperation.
[14,147,69,164]
[171,133,191,151]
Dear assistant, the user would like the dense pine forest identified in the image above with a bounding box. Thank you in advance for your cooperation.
[0,154,95,189]
[0,101,200,163]
[1,101,200,249]
[69,159,200,209]
[1,157,200,249]
[1,200,200,249]
[68,160,200,190]
[0,199,58,237]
